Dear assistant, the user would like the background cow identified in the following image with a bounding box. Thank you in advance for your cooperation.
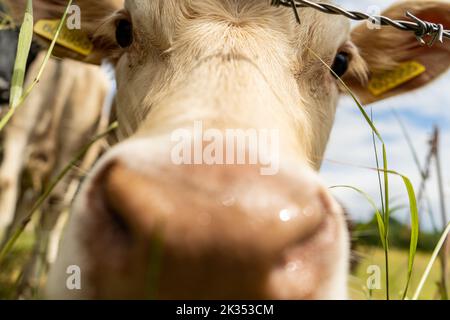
[0,3,114,297]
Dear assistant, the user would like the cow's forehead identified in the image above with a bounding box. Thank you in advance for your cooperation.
[124,0,350,49]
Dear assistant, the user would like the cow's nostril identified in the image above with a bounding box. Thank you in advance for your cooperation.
[90,161,142,244]
[93,160,172,245]
[102,191,133,240]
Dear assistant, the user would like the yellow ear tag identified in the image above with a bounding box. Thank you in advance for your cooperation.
[368,61,426,97]
[34,19,93,56]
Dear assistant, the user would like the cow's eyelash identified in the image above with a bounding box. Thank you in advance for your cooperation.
[339,43,369,84]
[89,10,132,62]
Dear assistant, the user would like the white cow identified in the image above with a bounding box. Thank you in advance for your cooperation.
[6,0,450,299]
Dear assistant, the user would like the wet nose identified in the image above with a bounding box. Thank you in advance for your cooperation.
[87,156,343,298]
[100,160,326,251]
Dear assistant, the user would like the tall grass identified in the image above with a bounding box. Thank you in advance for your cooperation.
[433,128,449,299]
[370,109,390,299]
[308,48,420,300]
[7,0,33,110]
[393,112,449,298]
[413,221,450,299]
[393,110,439,231]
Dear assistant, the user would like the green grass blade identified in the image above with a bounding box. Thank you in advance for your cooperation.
[391,109,424,176]
[330,185,386,249]
[371,109,386,217]
[34,0,73,81]
[375,169,419,299]
[382,145,389,226]
[8,0,33,109]
[0,0,73,132]
[382,144,390,299]
[413,221,450,300]
[398,174,419,299]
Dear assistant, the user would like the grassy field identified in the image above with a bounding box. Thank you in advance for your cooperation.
[0,232,35,299]
[350,245,446,300]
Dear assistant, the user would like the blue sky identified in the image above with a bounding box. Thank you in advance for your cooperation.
[322,0,450,231]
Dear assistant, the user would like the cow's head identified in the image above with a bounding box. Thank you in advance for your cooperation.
[8,0,450,299]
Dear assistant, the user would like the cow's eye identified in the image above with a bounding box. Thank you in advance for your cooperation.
[331,52,349,78]
[116,19,133,48]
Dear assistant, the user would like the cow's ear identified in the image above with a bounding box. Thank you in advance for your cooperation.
[6,0,123,65]
[345,0,450,105]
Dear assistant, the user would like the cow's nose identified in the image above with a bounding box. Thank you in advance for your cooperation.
[87,158,345,299]
[99,160,327,248]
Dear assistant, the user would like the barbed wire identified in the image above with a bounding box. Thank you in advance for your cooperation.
[1,0,448,46]
[271,0,450,46]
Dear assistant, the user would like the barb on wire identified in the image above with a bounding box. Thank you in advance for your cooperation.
[271,0,449,46]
